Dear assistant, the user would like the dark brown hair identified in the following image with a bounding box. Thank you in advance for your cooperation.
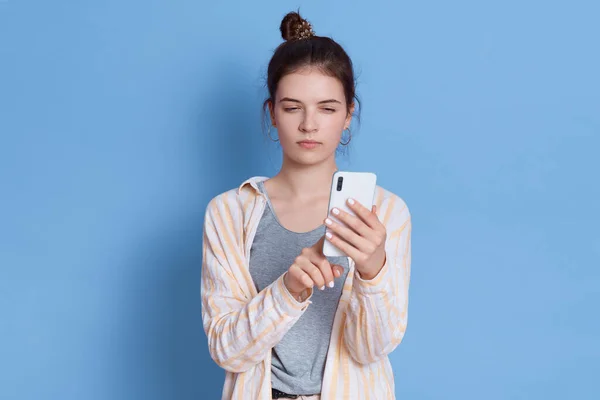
[263,11,360,128]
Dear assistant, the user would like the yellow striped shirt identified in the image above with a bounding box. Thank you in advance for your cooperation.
[201,176,412,399]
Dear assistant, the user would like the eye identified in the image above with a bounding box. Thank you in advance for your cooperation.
[284,107,300,112]
[322,108,337,113]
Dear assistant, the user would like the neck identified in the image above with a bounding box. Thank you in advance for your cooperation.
[273,156,338,199]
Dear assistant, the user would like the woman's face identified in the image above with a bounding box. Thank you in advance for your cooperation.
[269,67,353,166]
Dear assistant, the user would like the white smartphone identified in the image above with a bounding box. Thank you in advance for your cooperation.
[323,171,378,257]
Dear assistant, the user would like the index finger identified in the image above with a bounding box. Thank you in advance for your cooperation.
[308,240,335,287]
[347,198,380,229]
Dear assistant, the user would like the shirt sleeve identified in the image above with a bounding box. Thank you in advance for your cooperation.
[201,198,313,373]
[342,200,412,364]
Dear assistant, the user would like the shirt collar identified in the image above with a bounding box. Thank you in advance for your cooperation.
[237,176,269,195]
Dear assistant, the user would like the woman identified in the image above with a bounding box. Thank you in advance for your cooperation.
[201,11,412,400]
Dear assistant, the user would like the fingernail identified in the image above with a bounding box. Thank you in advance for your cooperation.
[328,281,334,288]
[347,198,355,205]
[332,208,340,215]
[325,218,332,226]
[320,286,325,291]
[325,231,333,239]
[335,270,341,277]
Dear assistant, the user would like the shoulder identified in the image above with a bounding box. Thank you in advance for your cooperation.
[374,185,411,226]
[204,176,268,219]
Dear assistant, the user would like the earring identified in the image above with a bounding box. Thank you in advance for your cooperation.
[268,125,279,142]
[340,128,351,146]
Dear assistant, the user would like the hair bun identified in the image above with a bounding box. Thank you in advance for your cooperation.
[280,11,315,41]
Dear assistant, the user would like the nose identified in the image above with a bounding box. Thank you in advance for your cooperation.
[299,109,318,133]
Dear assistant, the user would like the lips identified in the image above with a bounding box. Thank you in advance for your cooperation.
[298,140,319,145]
[298,140,320,149]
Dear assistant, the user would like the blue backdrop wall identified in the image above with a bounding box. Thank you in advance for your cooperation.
[1,0,598,399]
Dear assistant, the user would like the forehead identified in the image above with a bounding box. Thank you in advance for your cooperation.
[276,68,345,102]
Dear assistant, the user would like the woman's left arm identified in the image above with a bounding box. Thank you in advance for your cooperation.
[325,197,412,365]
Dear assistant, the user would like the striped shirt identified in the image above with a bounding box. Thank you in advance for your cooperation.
[201,176,412,400]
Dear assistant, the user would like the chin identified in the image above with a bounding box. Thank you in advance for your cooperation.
[288,151,335,166]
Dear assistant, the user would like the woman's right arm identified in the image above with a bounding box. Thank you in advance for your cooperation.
[201,198,310,373]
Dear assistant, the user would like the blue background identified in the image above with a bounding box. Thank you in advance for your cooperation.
[1,0,599,399]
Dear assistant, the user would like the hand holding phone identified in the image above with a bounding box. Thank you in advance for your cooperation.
[323,171,388,279]
[323,171,377,258]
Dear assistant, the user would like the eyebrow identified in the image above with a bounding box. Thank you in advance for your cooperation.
[279,97,342,105]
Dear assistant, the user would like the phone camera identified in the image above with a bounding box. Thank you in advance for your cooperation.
[336,176,343,191]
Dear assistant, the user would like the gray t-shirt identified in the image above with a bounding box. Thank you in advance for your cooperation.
[249,181,350,395]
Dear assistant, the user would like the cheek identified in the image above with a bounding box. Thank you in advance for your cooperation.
[273,111,298,138]
[320,114,347,134]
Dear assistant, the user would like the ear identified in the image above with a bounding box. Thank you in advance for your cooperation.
[345,102,355,128]
[268,99,276,127]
